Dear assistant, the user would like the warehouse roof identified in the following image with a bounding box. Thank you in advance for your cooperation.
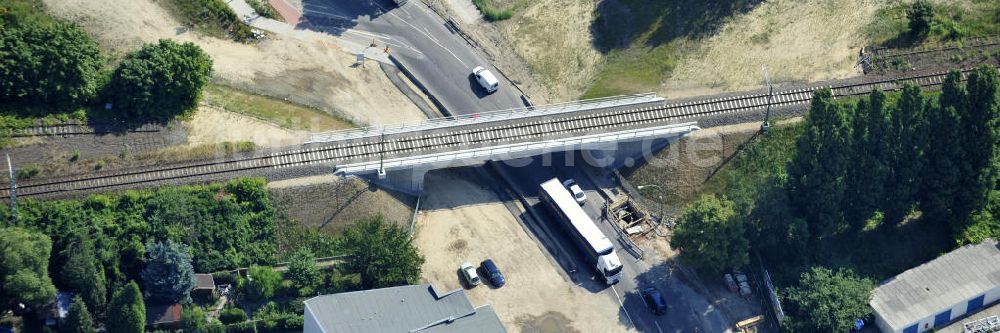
[870,238,1000,330]
[304,284,506,333]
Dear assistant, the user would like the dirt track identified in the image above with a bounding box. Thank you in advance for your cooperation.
[413,169,634,333]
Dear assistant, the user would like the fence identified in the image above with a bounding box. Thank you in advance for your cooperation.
[307,93,662,143]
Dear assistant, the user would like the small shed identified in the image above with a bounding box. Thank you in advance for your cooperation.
[146,303,183,329]
[192,274,216,300]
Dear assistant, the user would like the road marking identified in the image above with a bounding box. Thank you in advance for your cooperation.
[610,285,636,328]
[654,321,664,333]
[381,2,468,67]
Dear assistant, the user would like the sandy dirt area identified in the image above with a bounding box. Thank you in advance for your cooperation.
[185,106,309,148]
[492,0,603,101]
[269,176,415,234]
[413,169,632,333]
[664,0,880,98]
[43,0,425,126]
[460,0,887,100]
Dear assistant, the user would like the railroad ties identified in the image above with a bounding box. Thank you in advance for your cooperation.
[0,68,992,198]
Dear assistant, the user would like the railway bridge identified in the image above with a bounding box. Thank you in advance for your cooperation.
[0,69,965,197]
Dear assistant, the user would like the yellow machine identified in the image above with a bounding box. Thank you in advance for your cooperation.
[735,315,764,333]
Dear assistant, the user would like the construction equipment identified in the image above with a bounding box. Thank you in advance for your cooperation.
[606,195,652,240]
[736,315,764,333]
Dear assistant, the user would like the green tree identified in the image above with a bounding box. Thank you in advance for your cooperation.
[783,267,874,332]
[845,90,891,227]
[884,84,927,224]
[339,215,424,289]
[107,281,146,333]
[0,22,103,108]
[954,66,1000,240]
[107,39,212,120]
[245,266,282,301]
[180,306,207,332]
[788,89,853,238]
[141,240,196,303]
[60,234,107,316]
[0,227,57,311]
[920,103,963,224]
[670,195,749,274]
[61,296,96,333]
[286,248,321,294]
[906,0,934,38]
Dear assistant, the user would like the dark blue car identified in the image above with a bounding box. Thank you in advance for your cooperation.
[481,259,506,287]
[642,287,667,315]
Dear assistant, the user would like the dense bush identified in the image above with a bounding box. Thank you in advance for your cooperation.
[163,0,255,41]
[245,266,282,301]
[224,321,256,333]
[219,308,247,325]
[0,21,103,109]
[471,0,513,21]
[340,215,424,289]
[0,227,57,312]
[107,282,145,333]
[3,178,277,288]
[670,195,749,274]
[107,39,212,120]
[782,267,875,332]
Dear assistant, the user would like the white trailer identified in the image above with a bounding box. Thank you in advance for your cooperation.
[539,178,623,285]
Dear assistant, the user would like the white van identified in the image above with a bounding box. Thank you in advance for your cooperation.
[472,66,499,94]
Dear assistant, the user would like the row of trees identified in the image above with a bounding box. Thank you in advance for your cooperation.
[788,67,998,243]
[0,17,212,120]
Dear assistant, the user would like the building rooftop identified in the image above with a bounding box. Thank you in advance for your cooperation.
[870,238,1000,330]
[304,284,506,333]
[194,274,215,290]
[146,303,182,326]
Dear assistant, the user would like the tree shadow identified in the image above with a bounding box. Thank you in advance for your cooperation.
[297,0,394,35]
[590,0,764,53]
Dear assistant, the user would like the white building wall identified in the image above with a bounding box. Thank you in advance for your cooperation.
[880,286,1000,333]
[304,304,324,333]
[874,310,899,333]
[986,285,1000,305]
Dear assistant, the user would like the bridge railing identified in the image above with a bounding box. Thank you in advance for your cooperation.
[306,93,662,144]
[334,121,699,173]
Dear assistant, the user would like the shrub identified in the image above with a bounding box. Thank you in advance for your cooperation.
[219,308,247,325]
[107,39,212,120]
[0,21,103,109]
[471,0,513,21]
[245,266,282,301]
[906,0,934,37]
[224,321,256,333]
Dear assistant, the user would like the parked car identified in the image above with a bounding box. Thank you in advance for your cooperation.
[562,178,586,205]
[460,262,481,287]
[642,287,667,315]
[472,66,499,94]
[480,259,506,287]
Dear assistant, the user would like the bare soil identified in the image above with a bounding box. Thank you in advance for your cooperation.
[185,106,309,148]
[452,0,894,100]
[413,169,633,333]
[268,175,416,234]
[42,0,426,126]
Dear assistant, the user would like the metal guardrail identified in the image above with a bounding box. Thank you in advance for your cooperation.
[334,122,698,173]
[307,93,662,143]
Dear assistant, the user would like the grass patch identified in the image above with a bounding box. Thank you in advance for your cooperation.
[867,1,1000,47]
[583,43,680,99]
[158,0,255,41]
[246,0,280,21]
[0,0,58,28]
[584,0,760,98]
[201,84,354,131]
[471,0,528,22]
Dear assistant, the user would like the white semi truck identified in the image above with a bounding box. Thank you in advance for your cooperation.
[539,178,623,285]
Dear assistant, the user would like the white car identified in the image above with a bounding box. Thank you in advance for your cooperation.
[460,262,481,286]
[472,66,499,94]
[562,179,586,205]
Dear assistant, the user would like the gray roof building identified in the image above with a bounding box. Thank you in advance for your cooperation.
[870,238,1000,333]
[303,284,506,333]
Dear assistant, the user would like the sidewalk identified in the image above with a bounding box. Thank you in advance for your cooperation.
[224,0,391,64]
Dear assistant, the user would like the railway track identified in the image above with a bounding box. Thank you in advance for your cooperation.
[1,68,992,198]
[8,122,163,137]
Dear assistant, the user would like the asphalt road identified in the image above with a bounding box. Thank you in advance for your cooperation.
[306,1,731,331]
[301,0,525,115]
[491,153,732,333]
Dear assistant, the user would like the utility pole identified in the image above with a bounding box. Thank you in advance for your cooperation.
[761,65,773,133]
[378,127,386,179]
[6,154,16,223]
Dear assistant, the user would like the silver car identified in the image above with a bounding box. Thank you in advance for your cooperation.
[460,262,481,286]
